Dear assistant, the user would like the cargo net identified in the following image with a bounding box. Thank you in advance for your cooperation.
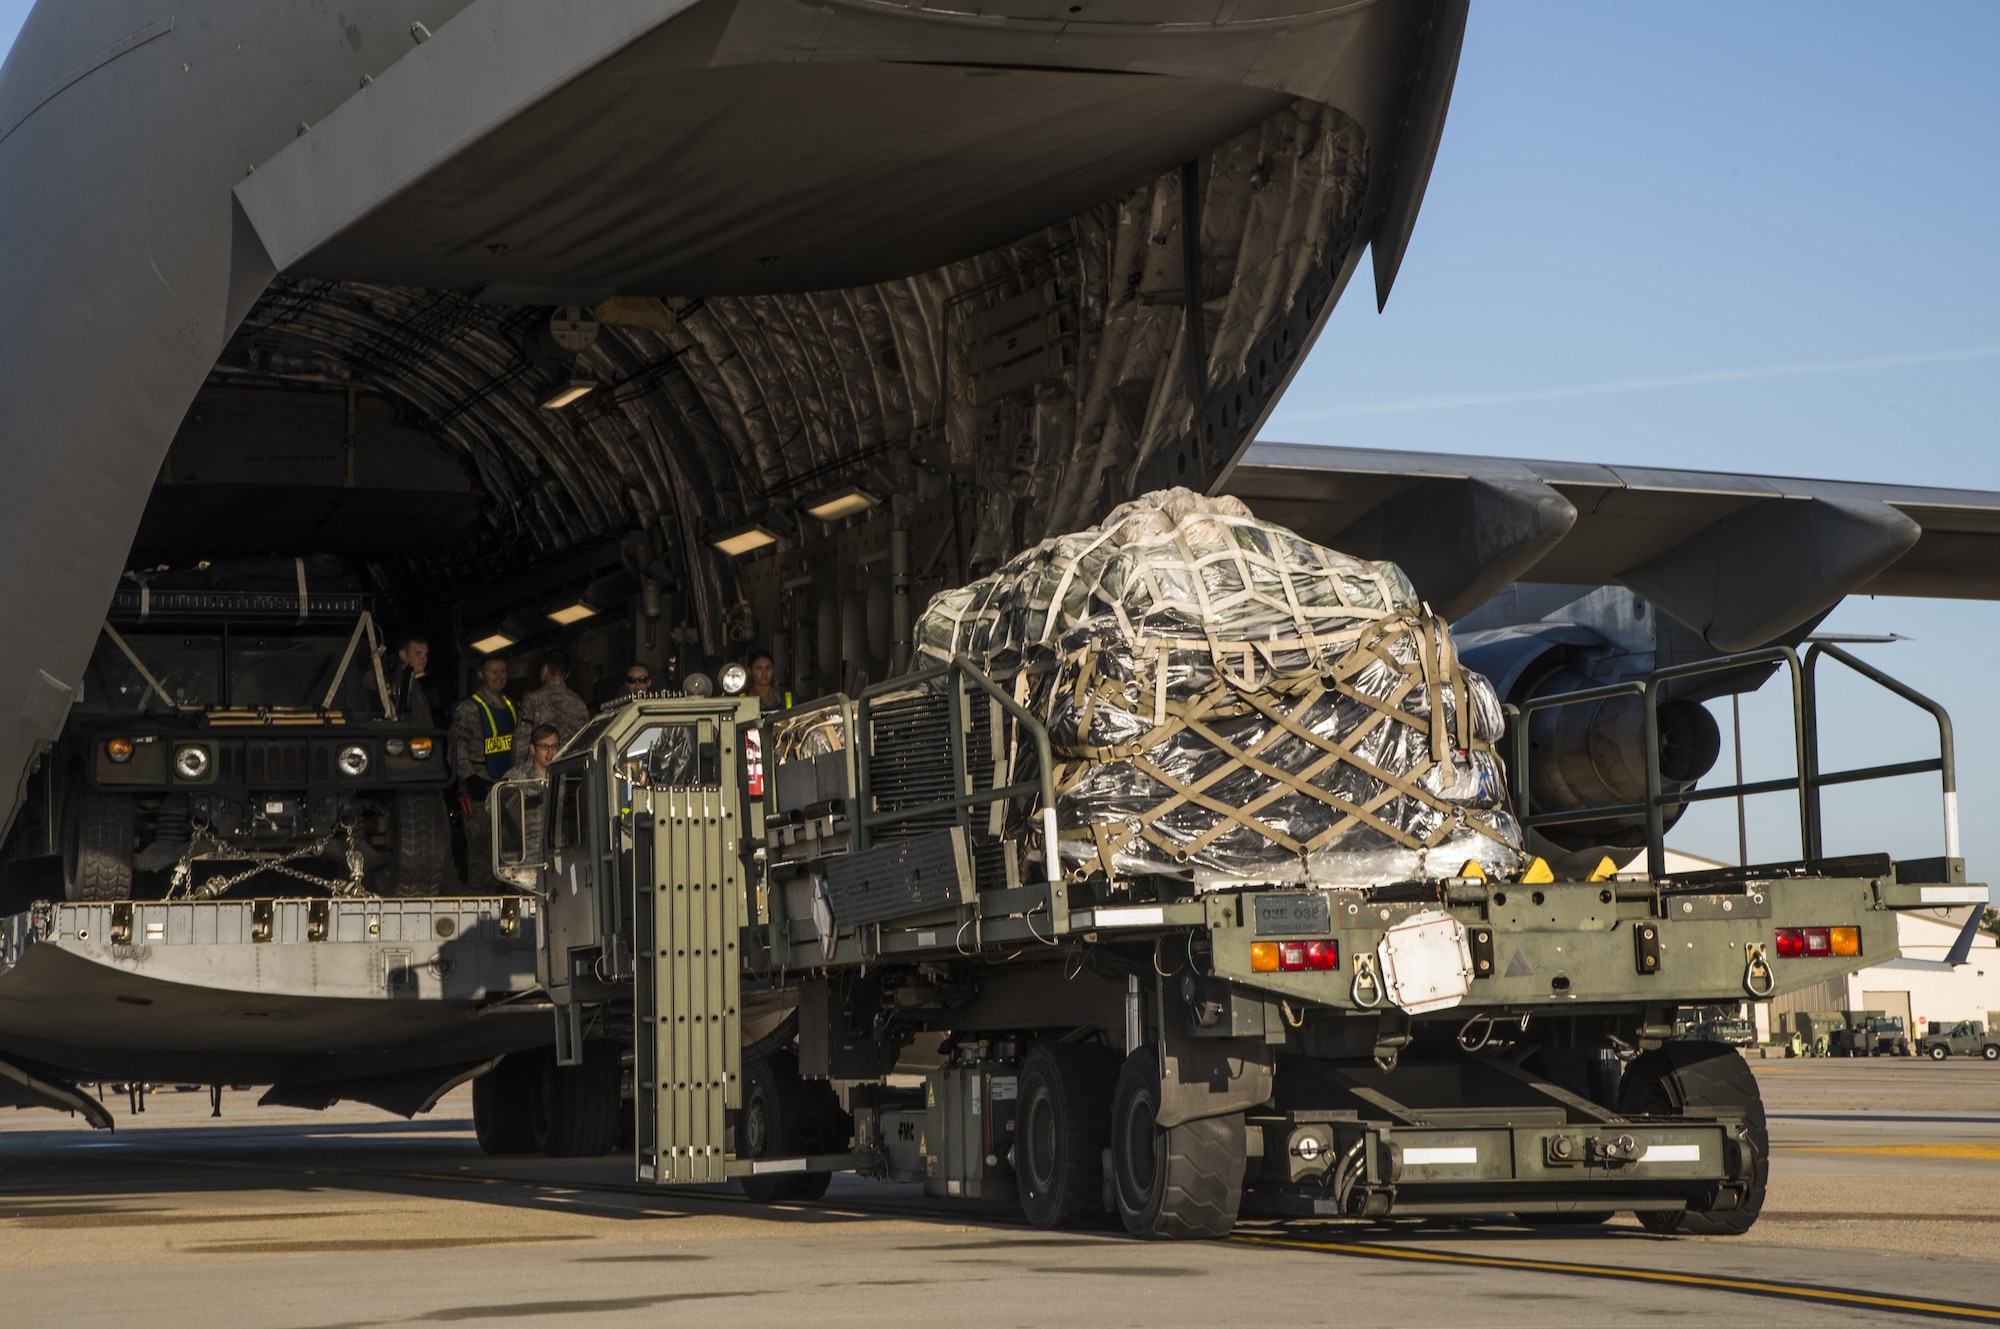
[916,488,1523,886]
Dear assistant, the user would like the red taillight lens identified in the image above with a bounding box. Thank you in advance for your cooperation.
[1775,926,1857,958]
[1278,942,1309,971]
[1304,939,1340,970]
[744,729,765,799]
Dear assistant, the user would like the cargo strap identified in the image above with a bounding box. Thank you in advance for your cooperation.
[1053,608,1511,874]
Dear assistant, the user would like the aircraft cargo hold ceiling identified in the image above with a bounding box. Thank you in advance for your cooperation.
[0,0,1467,814]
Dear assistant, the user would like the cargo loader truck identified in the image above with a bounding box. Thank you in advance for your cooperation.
[477,638,1979,1239]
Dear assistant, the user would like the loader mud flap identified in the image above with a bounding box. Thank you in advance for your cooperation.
[1156,976,1273,1129]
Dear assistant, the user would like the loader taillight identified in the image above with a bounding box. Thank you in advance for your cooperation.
[1774,926,1860,959]
[1253,940,1338,973]
[1274,940,1339,972]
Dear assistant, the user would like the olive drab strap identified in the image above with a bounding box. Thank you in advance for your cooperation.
[1050,608,1516,877]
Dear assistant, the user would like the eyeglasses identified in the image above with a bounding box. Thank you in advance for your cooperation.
[625,675,651,685]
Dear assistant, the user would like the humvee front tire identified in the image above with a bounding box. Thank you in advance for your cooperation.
[386,791,451,896]
[1016,1042,1119,1229]
[64,792,134,902]
[1620,1040,1767,1236]
[1983,1044,1999,1062]
[1930,1044,1949,1061]
[1109,1047,1243,1240]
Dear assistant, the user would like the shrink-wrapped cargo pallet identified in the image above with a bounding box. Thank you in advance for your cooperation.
[916,489,1524,885]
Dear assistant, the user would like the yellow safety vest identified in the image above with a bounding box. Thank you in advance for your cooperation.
[472,693,518,778]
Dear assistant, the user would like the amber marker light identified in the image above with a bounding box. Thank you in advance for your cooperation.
[105,737,134,762]
[408,737,435,759]
[1829,926,1861,957]
[1250,942,1280,973]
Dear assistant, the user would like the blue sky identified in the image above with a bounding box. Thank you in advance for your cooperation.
[3,4,1995,880]
[1274,4,2000,881]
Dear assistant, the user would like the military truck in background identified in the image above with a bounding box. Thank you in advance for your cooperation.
[2,560,452,901]
[1827,1012,1912,1058]
[472,632,1976,1239]
[1922,1020,2000,1061]
[1676,1005,1757,1048]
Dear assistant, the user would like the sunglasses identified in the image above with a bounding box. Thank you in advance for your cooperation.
[625,675,651,685]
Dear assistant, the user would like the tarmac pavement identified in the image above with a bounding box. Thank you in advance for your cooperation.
[1,1056,1996,1327]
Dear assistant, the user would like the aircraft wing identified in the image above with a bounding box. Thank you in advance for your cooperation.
[1226,442,2000,647]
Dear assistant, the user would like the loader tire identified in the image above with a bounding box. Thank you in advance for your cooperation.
[1016,1042,1120,1229]
[1620,1040,1766,1236]
[472,1051,542,1155]
[738,1048,847,1202]
[1109,1047,1243,1240]
[532,1043,623,1158]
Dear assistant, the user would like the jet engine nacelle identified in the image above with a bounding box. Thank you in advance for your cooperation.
[1456,615,1723,871]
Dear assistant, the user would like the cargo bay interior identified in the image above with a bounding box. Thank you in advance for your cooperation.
[0,2,1465,895]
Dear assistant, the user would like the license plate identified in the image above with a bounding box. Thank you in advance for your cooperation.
[1254,893,1330,936]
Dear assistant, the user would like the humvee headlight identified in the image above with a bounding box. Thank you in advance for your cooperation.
[173,745,210,780]
[408,736,435,759]
[105,738,134,763]
[384,738,406,756]
[337,744,370,777]
[720,662,749,695]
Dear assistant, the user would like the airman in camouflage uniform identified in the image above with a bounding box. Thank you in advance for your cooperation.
[514,650,591,768]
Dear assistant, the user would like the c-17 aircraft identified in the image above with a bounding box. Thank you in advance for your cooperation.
[0,1,1994,1123]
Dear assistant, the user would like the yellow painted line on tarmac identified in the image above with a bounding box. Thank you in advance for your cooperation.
[1795,1143,2000,1160]
[1231,1232,2000,1322]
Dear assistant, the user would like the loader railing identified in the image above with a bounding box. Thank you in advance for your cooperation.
[854,656,1063,886]
[1507,644,1958,880]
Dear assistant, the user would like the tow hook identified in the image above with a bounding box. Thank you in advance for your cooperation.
[1548,1133,1642,1167]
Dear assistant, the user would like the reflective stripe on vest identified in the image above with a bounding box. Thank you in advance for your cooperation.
[473,693,517,779]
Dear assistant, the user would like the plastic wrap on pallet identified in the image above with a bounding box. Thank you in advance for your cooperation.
[915,488,1524,885]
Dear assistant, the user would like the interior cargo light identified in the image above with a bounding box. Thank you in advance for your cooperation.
[711,523,779,557]
[540,379,597,410]
[106,737,134,763]
[803,484,881,522]
[1829,926,1861,957]
[470,632,517,654]
[1250,942,1280,973]
[545,600,597,625]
